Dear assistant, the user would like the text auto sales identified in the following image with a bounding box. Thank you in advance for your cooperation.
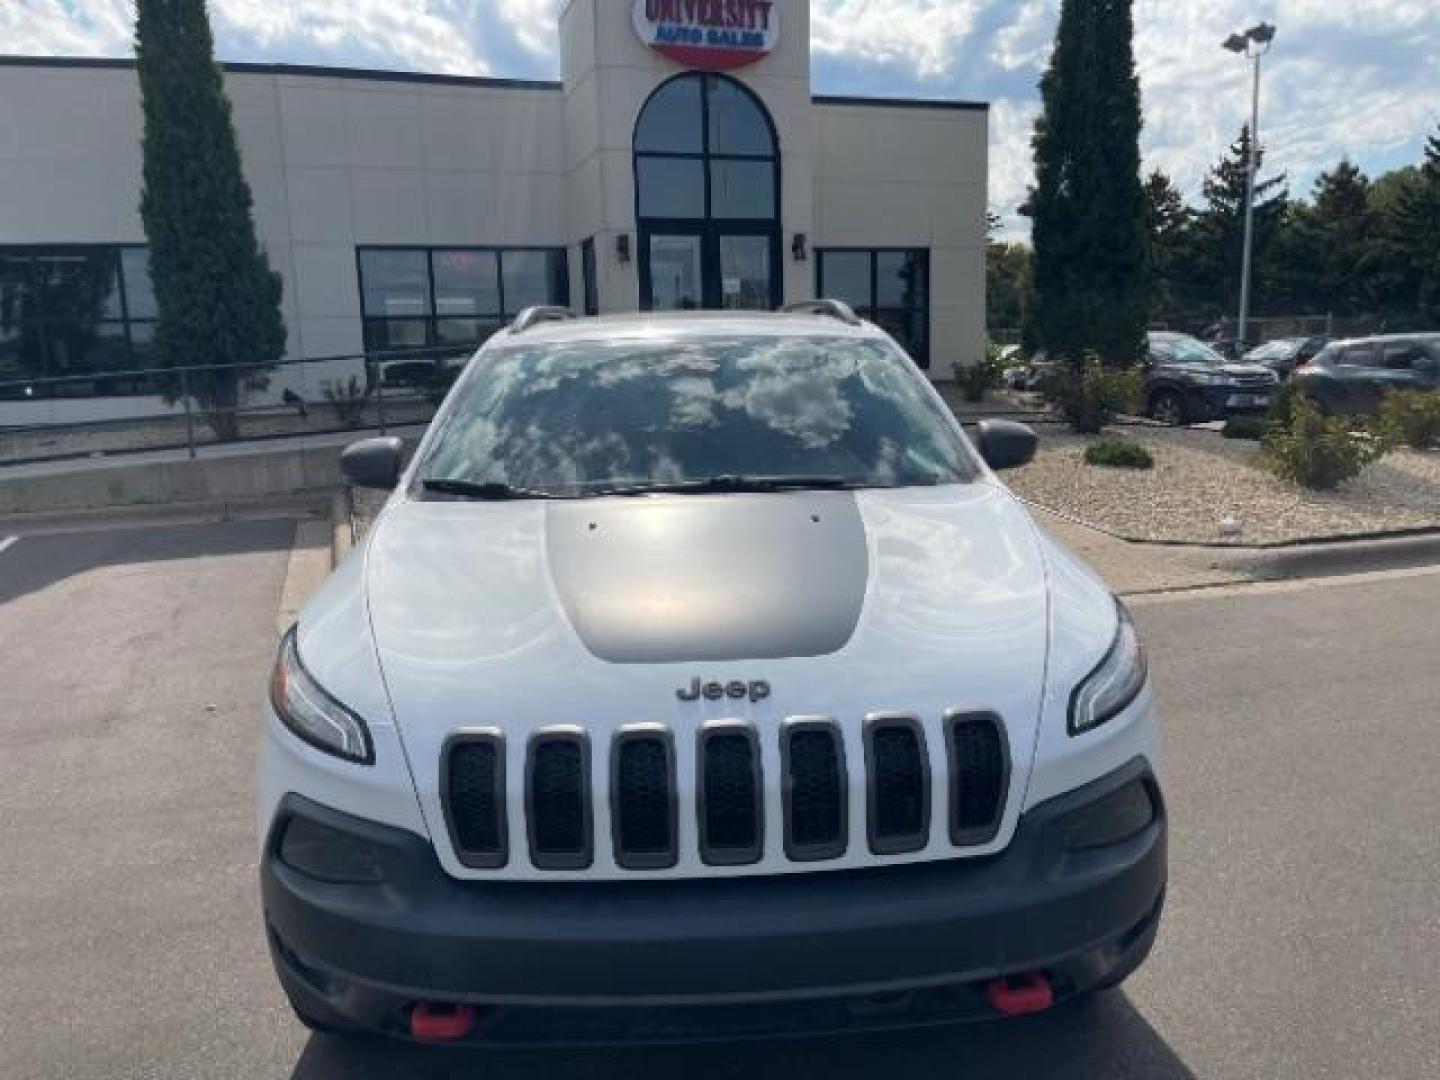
[645,0,775,49]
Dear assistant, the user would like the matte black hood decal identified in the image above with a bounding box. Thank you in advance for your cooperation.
[545,493,869,664]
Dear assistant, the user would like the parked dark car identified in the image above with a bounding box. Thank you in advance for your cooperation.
[1290,335,1440,415]
[1144,332,1279,426]
[1242,336,1329,378]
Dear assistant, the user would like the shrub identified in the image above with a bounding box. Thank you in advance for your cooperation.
[1262,393,1387,490]
[1266,381,1298,432]
[322,374,371,428]
[954,345,1009,402]
[1379,389,1440,450]
[1046,355,1143,434]
[1085,437,1154,470]
[1222,415,1268,440]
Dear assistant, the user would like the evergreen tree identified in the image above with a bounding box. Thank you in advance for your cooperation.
[1029,0,1149,366]
[1142,170,1190,324]
[1290,160,1372,318]
[135,0,284,440]
[1188,126,1288,324]
[986,241,1032,333]
[1387,126,1440,326]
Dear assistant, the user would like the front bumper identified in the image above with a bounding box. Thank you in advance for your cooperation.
[262,757,1165,1043]
[1193,384,1274,419]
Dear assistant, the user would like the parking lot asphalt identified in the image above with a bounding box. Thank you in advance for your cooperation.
[1,518,1437,1079]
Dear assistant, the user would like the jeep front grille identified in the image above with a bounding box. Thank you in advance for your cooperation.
[697,725,763,865]
[526,730,592,870]
[440,712,1010,873]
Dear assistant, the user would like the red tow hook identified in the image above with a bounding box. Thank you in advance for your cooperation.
[986,972,1054,1016]
[409,1002,477,1042]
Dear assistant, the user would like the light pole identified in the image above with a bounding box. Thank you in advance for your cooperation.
[1222,22,1276,355]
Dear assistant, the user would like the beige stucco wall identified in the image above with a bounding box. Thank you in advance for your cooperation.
[813,102,989,374]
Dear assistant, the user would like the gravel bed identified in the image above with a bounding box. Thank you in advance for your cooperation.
[1003,426,1440,545]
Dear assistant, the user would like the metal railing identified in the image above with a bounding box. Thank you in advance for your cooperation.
[0,344,475,468]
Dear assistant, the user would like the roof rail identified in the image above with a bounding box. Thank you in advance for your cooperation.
[780,299,862,327]
[510,306,575,334]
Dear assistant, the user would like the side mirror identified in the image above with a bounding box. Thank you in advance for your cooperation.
[976,419,1038,471]
[340,436,404,490]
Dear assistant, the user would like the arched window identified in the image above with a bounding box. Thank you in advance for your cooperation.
[634,74,780,310]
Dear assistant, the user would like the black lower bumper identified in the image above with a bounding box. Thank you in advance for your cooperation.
[262,758,1165,1043]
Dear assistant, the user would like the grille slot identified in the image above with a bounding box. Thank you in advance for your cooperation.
[947,712,1009,845]
[782,720,847,861]
[865,717,930,854]
[526,731,592,870]
[611,730,678,870]
[443,733,507,869]
[697,726,763,865]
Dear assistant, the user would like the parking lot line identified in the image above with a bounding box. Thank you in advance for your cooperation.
[0,536,18,557]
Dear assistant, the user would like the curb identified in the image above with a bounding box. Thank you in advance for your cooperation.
[1019,496,1440,552]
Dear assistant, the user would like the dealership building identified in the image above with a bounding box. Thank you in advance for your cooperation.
[0,0,987,417]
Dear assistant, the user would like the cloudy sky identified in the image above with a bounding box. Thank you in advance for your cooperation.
[6,0,1437,237]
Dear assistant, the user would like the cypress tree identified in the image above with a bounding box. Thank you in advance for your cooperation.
[1029,0,1149,367]
[135,0,284,440]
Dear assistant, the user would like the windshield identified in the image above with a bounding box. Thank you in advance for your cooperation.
[1152,335,1226,366]
[416,334,976,498]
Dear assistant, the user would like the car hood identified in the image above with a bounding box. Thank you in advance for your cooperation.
[361,481,1051,797]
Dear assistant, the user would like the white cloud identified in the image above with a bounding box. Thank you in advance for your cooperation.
[498,0,559,56]
[811,0,983,78]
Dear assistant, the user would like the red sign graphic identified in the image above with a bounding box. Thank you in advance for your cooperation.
[633,0,781,72]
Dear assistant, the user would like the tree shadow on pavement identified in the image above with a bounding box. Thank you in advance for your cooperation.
[289,990,1192,1080]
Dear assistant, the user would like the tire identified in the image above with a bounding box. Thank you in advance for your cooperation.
[1148,389,1188,427]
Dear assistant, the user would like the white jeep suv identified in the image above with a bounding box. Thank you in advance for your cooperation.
[259,302,1164,1044]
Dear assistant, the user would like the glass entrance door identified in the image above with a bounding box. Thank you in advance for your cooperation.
[641,227,778,312]
[646,232,705,311]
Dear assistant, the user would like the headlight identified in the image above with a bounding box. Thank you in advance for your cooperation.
[1187,371,1222,385]
[1068,601,1147,736]
[270,627,374,764]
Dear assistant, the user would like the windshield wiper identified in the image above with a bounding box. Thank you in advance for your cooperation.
[593,475,864,497]
[419,477,553,501]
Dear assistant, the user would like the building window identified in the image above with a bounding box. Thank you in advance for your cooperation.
[633,73,781,312]
[581,238,598,317]
[0,244,157,396]
[357,247,569,353]
[816,248,930,369]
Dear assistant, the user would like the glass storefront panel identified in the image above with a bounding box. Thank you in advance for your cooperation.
[818,252,872,312]
[0,246,162,391]
[707,75,772,155]
[636,156,707,219]
[501,251,558,314]
[648,235,704,311]
[877,250,926,309]
[364,318,430,353]
[435,317,502,346]
[432,250,500,318]
[633,76,703,153]
[121,247,157,319]
[709,159,774,219]
[718,235,771,311]
[359,249,431,319]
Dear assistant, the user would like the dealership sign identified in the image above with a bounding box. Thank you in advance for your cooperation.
[633,0,780,71]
